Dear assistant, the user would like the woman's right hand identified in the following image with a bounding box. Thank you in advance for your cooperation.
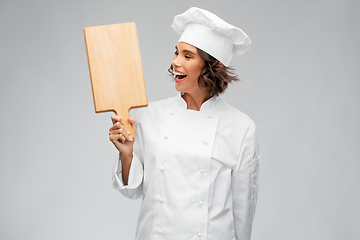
[109,115,136,158]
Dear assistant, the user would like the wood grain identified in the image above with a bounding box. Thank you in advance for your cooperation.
[84,22,148,138]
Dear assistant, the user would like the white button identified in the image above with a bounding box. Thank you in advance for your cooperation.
[161,166,165,171]
[199,169,204,173]
[208,115,213,118]
[198,201,203,205]
[197,232,202,237]
[203,140,208,145]
[164,136,168,139]
[158,229,162,234]
[159,197,163,203]
[170,112,174,115]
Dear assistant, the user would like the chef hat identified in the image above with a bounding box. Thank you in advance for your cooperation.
[171,7,251,66]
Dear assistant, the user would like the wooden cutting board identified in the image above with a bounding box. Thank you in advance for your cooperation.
[84,22,148,138]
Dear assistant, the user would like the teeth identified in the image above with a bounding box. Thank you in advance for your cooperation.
[174,71,186,76]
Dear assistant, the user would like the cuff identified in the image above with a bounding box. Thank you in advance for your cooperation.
[112,155,143,190]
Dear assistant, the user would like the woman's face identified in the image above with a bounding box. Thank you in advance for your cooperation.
[171,42,205,94]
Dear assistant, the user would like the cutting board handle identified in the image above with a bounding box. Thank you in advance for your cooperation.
[113,108,134,138]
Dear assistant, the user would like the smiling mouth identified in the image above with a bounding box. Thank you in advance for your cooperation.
[173,71,187,82]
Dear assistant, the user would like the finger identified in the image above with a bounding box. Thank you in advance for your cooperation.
[109,133,121,143]
[111,115,120,124]
[109,131,127,143]
[119,133,126,144]
[109,129,121,137]
[109,122,122,131]
[128,118,137,135]
[120,128,133,142]
[109,134,125,149]
[111,115,124,125]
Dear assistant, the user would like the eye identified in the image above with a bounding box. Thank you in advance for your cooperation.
[174,51,179,56]
[185,55,191,59]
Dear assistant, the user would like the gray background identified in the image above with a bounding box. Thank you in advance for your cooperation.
[1,0,359,239]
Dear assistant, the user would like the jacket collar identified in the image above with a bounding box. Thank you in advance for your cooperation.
[175,92,220,111]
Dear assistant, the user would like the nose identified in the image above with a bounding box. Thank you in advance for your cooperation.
[171,55,180,68]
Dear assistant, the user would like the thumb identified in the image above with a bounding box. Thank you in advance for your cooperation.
[128,118,137,135]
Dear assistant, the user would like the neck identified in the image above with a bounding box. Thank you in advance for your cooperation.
[182,91,211,111]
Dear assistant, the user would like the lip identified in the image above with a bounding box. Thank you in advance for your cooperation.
[173,70,187,83]
[174,75,187,83]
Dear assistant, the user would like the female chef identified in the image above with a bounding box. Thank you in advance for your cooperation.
[109,7,260,240]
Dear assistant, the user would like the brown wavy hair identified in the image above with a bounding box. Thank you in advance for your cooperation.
[168,47,239,97]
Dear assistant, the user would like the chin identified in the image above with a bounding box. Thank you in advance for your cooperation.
[174,84,184,92]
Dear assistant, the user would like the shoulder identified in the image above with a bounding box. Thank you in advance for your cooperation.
[215,98,256,132]
[211,97,259,168]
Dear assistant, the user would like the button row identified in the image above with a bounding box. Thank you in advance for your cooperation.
[169,111,214,119]
[160,166,205,173]
[159,196,204,206]
[164,135,209,145]
[158,195,203,205]
[158,229,204,237]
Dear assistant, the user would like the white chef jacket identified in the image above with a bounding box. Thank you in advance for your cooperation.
[112,93,260,240]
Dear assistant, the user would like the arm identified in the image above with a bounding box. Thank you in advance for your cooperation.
[110,115,144,199]
[232,125,260,240]
[109,116,137,184]
[119,153,132,185]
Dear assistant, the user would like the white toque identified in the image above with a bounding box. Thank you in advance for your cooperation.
[171,7,252,66]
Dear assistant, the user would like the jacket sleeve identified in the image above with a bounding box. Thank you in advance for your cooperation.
[111,115,144,200]
[232,124,260,240]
